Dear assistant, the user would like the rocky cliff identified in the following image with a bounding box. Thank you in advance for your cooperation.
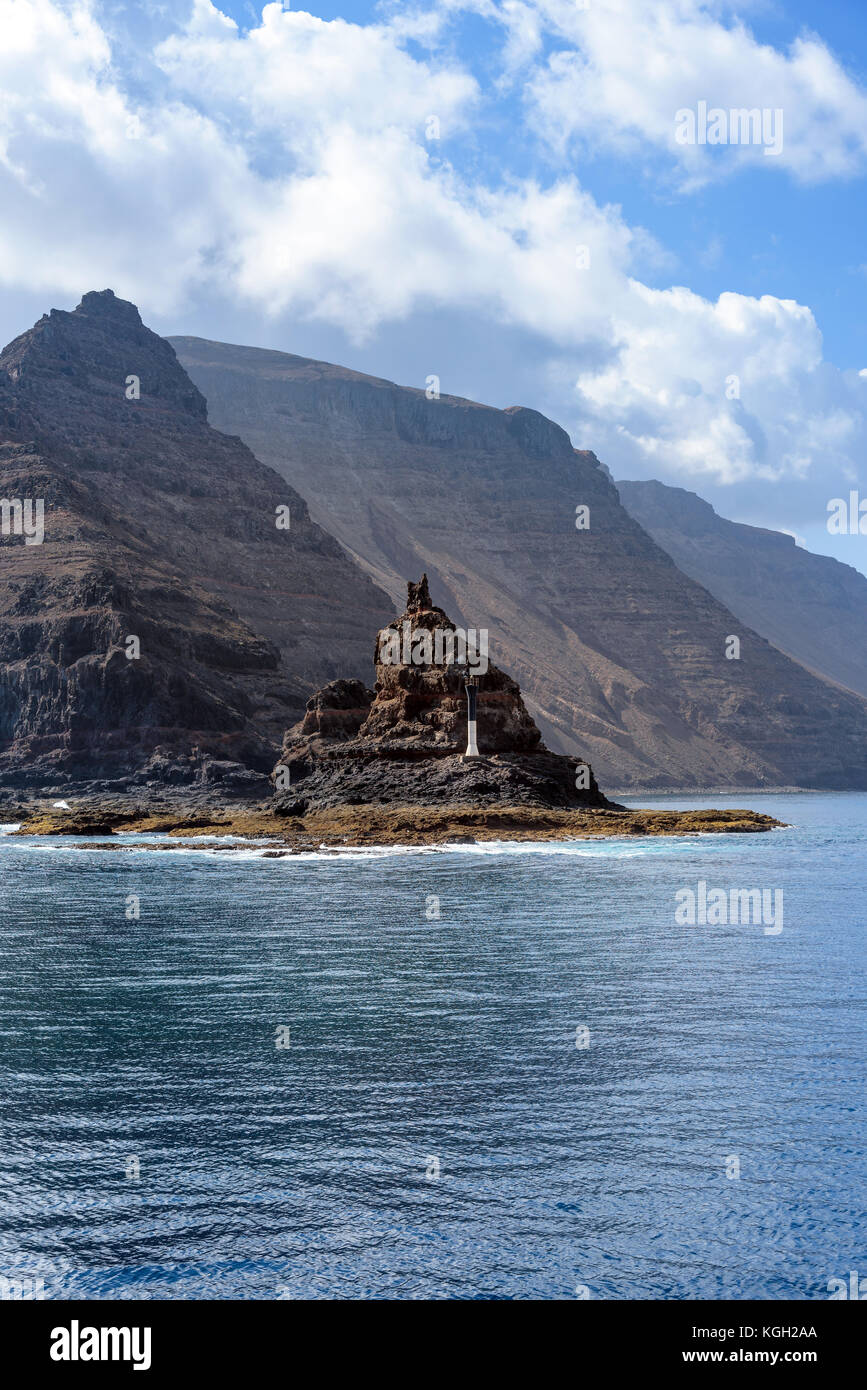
[617,479,867,700]
[275,577,611,811]
[173,335,867,789]
[0,292,392,790]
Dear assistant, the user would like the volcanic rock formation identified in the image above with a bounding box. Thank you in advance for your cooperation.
[273,578,612,812]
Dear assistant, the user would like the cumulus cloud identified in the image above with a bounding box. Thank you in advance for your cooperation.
[571,285,865,485]
[156,0,478,139]
[0,0,865,508]
[424,0,867,186]
[0,0,263,310]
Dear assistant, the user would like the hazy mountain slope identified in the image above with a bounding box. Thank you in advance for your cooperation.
[0,293,392,788]
[618,479,867,699]
[172,335,867,789]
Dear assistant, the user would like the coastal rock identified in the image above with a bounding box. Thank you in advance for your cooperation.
[10,801,783,845]
[297,678,375,741]
[274,579,612,811]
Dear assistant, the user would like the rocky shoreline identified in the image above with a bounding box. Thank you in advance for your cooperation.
[6,802,785,851]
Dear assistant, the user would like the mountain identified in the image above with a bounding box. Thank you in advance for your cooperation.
[0,292,392,790]
[617,479,867,700]
[172,335,867,790]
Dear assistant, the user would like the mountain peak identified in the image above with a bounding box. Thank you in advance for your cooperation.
[74,288,144,325]
[0,289,207,427]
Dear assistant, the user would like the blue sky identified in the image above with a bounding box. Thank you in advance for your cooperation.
[3,0,867,571]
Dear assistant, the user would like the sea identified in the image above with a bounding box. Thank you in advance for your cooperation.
[0,792,863,1301]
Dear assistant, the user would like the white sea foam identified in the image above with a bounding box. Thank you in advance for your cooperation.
[195,836,699,863]
[0,830,752,863]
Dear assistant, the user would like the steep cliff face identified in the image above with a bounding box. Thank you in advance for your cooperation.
[174,335,867,789]
[276,578,609,811]
[0,292,392,788]
[617,479,867,700]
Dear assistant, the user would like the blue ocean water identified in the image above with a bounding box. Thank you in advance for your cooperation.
[0,793,863,1301]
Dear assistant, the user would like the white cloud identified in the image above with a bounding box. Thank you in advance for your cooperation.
[418,0,867,186]
[0,0,265,310]
[0,0,865,502]
[780,528,807,548]
[156,0,478,144]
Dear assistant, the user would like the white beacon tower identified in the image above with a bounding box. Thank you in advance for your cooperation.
[463,672,480,758]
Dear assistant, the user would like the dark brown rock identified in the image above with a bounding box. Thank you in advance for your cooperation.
[274,580,612,811]
[297,678,374,740]
[362,578,541,754]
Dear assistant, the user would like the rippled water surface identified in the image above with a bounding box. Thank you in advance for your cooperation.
[0,793,864,1299]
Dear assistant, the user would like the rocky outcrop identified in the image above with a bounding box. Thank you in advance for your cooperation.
[174,334,867,790]
[273,579,612,812]
[617,478,867,700]
[10,802,783,846]
[0,291,393,790]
